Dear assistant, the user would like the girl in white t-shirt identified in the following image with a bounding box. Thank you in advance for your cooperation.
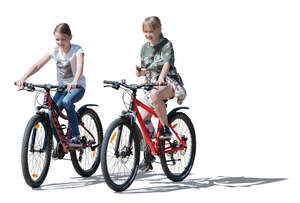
[16,23,86,157]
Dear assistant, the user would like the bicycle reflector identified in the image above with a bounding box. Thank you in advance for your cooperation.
[32,174,38,178]
[93,150,96,158]
[110,132,117,143]
[33,124,40,129]
[172,123,178,129]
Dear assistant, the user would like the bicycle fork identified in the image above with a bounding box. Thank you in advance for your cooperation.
[114,112,136,158]
[29,121,49,153]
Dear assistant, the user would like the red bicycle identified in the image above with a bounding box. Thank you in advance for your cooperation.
[16,82,103,187]
[101,80,196,191]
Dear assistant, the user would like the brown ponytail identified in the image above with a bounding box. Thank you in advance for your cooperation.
[54,23,72,37]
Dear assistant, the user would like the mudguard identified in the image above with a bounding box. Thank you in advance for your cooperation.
[77,104,99,113]
[167,106,190,122]
[120,111,143,145]
[36,110,51,125]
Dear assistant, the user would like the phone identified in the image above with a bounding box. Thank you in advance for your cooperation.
[136,65,141,71]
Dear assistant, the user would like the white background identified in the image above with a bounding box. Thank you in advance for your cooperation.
[1,0,300,202]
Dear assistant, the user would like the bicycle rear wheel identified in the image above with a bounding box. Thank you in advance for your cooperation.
[21,114,52,187]
[159,112,196,182]
[101,118,140,192]
[70,108,103,177]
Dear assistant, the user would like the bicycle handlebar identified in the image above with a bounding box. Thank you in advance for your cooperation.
[103,80,168,91]
[14,82,83,92]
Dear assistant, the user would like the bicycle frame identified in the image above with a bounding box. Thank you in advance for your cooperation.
[130,96,187,155]
[38,90,96,152]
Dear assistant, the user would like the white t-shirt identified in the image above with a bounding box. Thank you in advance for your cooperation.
[49,44,86,89]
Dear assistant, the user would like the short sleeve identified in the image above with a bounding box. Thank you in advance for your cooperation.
[140,44,146,68]
[48,47,57,59]
[75,46,84,56]
[162,41,174,65]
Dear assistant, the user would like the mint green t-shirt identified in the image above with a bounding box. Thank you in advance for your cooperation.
[140,37,175,74]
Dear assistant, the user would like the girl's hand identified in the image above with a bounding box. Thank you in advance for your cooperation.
[136,65,142,77]
[16,79,25,90]
[136,65,146,77]
[156,77,166,86]
[67,82,77,93]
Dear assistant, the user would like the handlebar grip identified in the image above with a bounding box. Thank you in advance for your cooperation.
[14,81,31,87]
[14,81,28,86]
[103,80,115,85]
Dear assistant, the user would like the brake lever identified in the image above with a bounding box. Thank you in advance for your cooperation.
[104,85,120,90]
[57,86,65,93]
[25,87,35,92]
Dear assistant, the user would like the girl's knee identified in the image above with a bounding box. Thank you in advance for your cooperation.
[62,97,72,108]
[150,91,160,104]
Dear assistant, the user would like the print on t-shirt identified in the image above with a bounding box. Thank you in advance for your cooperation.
[56,59,73,79]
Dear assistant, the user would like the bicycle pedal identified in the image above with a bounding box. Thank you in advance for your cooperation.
[68,143,83,149]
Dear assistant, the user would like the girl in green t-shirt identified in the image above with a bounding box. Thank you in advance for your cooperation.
[136,16,186,171]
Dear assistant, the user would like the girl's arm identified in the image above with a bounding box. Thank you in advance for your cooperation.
[67,53,84,92]
[16,53,51,89]
[136,65,146,77]
[156,62,170,85]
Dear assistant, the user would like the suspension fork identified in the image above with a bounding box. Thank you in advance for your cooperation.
[29,127,38,152]
[114,94,137,157]
[114,111,137,157]
[127,112,137,150]
[29,112,51,152]
[114,124,123,157]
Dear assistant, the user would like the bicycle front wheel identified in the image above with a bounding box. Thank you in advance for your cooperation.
[21,114,52,187]
[70,108,103,177]
[101,118,140,192]
[160,112,196,182]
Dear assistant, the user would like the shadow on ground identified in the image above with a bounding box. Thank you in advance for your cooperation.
[33,175,105,190]
[34,172,286,192]
[122,172,287,194]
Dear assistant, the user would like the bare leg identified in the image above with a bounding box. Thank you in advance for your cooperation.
[150,83,175,126]
[140,102,152,121]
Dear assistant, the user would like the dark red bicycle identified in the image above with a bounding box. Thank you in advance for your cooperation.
[15,82,103,187]
[101,80,196,191]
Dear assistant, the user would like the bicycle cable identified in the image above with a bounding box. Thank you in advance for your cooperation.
[34,91,43,110]
[121,87,131,111]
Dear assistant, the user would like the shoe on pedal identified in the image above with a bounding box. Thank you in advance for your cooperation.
[159,125,171,141]
[52,147,58,160]
[69,136,82,148]
[138,159,153,173]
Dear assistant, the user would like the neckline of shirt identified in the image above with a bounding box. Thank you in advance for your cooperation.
[59,44,73,57]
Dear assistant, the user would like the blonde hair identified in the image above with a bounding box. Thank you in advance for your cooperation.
[142,16,162,31]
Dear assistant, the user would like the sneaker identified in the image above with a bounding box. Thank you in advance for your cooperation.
[159,125,171,141]
[52,147,58,160]
[52,142,65,160]
[69,136,82,148]
[138,159,153,172]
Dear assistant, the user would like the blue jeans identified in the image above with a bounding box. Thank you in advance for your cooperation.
[49,87,85,142]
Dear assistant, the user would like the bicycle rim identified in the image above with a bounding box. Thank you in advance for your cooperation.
[70,108,102,177]
[22,115,51,187]
[102,118,139,191]
[161,112,196,181]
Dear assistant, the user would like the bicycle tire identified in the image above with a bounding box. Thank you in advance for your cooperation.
[101,117,140,192]
[21,114,52,187]
[70,108,103,177]
[159,112,196,182]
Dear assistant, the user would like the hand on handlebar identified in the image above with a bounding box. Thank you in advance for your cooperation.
[15,79,26,90]
[136,65,146,77]
[156,77,168,86]
[67,82,77,93]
